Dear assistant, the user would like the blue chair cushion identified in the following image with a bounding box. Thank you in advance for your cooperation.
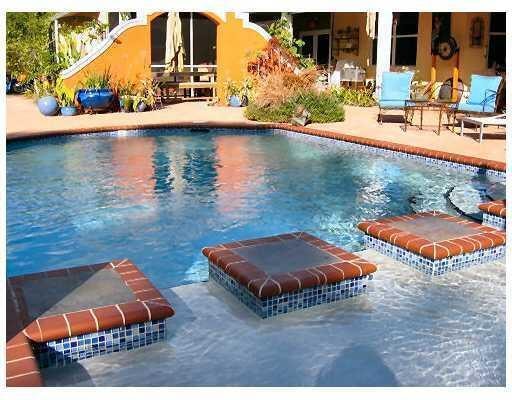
[378,99,407,109]
[380,71,414,104]
[465,74,502,112]
[457,101,496,113]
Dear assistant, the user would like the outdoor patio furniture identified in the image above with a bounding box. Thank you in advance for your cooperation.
[358,211,506,276]
[452,74,503,131]
[404,99,458,134]
[203,232,377,318]
[460,114,506,142]
[377,71,414,124]
[153,71,217,102]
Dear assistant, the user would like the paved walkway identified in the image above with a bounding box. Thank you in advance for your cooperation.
[41,249,505,387]
[6,95,506,163]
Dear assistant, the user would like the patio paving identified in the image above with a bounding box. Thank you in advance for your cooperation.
[6,95,505,164]
[41,249,505,387]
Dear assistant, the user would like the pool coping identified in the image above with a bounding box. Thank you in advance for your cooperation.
[6,122,506,173]
[10,259,174,343]
[202,231,377,299]
[478,200,506,218]
[357,211,506,261]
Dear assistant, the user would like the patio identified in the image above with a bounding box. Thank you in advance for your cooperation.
[6,95,506,164]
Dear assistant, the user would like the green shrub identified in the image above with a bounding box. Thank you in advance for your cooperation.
[80,69,112,89]
[245,90,345,123]
[330,86,375,107]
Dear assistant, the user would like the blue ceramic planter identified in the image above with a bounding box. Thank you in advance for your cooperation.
[76,88,114,112]
[37,96,59,116]
[60,106,78,116]
[228,95,241,107]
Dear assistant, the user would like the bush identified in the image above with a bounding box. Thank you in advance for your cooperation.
[245,90,345,123]
[252,68,318,108]
[330,86,375,107]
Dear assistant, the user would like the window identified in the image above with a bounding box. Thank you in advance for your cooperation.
[150,12,217,69]
[108,12,136,32]
[392,12,418,66]
[488,12,505,70]
[372,12,419,66]
[299,30,331,66]
[371,13,378,65]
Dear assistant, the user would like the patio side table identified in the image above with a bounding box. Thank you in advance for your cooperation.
[404,99,429,132]
[404,99,457,135]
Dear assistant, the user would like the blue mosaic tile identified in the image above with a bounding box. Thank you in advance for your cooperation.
[482,213,506,231]
[276,129,506,179]
[34,320,166,369]
[209,263,373,318]
[363,235,506,276]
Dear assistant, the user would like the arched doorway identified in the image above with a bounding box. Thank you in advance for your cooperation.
[150,12,218,100]
[150,12,217,73]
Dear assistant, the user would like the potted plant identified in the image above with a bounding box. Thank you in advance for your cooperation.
[141,78,160,110]
[226,80,242,107]
[34,78,59,116]
[55,79,77,116]
[120,95,134,113]
[76,69,114,113]
[240,78,253,107]
[114,79,136,112]
[132,95,147,112]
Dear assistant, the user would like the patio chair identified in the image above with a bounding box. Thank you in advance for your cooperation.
[377,71,414,124]
[452,74,503,131]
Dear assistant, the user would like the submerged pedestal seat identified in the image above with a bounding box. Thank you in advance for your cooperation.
[358,211,506,276]
[478,200,506,230]
[203,232,377,318]
[6,259,174,385]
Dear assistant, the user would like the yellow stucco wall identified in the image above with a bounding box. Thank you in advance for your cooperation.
[61,12,269,102]
[332,12,495,85]
[62,23,152,89]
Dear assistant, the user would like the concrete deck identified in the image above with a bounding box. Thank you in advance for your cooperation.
[6,95,506,163]
[41,249,505,387]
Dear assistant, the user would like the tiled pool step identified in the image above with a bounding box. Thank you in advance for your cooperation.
[6,260,175,386]
[478,200,506,230]
[203,232,377,318]
[358,211,506,276]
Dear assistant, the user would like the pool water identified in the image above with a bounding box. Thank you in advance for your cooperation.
[6,129,503,288]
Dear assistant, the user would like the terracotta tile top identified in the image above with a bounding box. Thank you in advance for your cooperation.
[357,211,506,260]
[478,200,506,218]
[203,232,377,299]
[8,259,175,344]
[6,279,43,386]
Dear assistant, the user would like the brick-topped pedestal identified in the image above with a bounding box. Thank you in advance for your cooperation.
[479,200,506,230]
[358,211,506,276]
[6,260,174,385]
[203,232,377,318]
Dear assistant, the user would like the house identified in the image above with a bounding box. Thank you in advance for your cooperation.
[55,12,270,100]
[249,12,505,98]
[55,11,505,102]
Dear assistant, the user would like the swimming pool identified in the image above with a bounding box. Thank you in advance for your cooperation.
[6,128,504,288]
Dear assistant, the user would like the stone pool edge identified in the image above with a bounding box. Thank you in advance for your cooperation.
[6,122,506,174]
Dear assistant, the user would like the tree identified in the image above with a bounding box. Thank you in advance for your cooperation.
[6,12,64,82]
[267,17,315,68]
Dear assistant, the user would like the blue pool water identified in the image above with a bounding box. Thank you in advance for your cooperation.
[6,129,503,288]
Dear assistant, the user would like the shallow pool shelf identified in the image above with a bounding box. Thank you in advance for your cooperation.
[479,200,506,231]
[203,232,377,318]
[358,211,506,276]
